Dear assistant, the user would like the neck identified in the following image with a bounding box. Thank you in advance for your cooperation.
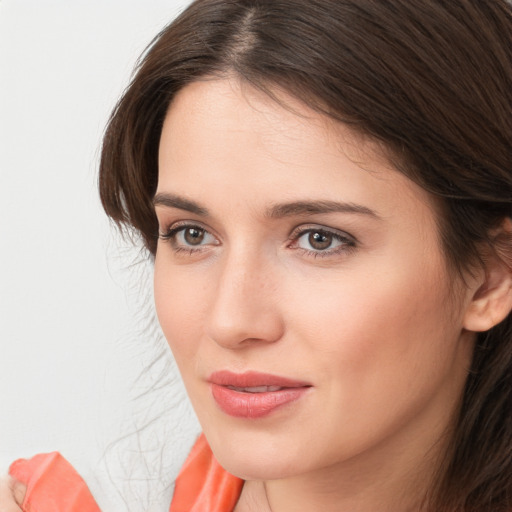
[235,410,453,512]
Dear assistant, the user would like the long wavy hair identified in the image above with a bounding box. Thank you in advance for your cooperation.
[98,1,512,510]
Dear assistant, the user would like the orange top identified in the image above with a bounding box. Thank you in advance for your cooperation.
[9,435,244,512]
[170,434,244,512]
[9,452,101,512]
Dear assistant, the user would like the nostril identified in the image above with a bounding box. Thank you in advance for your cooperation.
[206,307,285,349]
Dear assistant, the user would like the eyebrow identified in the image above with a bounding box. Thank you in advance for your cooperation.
[266,200,379,219]
[153,193,209,215]
[153,192,379,220]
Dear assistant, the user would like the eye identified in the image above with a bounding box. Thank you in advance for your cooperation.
[159,223,218,251]
[180,226,208,245]
[290,225,356,257]
[301,231,336,251]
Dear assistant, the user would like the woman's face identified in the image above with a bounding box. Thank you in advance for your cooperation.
[154,78,476,481]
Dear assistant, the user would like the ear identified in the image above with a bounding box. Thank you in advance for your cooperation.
[463,218,512,333]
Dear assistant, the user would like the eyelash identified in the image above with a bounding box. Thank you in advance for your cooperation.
[287,225,357,258]
[158,222,357,258]
[158,222,217,255]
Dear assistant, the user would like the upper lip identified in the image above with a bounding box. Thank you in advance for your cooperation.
[208,370,311,388]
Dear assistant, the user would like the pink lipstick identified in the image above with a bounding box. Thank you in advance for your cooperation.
[209,371,311,418]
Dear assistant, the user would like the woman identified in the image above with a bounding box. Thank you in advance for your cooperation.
[3,0,512,510]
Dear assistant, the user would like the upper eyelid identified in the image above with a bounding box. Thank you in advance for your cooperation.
[157,220,357,245]
[158,220,213,234]
[289,224,357,242]
[158,222,220,248]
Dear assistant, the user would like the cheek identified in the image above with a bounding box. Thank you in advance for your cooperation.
[280,264,466,456]
[153,259,209,363]
[285,255,458,380]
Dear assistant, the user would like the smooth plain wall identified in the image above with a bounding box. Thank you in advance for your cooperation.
[0,1,200,510]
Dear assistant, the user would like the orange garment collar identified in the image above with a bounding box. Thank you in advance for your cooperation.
[170,434,244,512]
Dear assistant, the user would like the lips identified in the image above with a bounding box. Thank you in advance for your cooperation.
[209,371,311,418]
[227,385,283,392]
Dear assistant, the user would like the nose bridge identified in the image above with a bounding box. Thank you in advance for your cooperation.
[206,244,284,348]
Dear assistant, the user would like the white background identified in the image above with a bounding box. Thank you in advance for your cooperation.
[0,1,200,510]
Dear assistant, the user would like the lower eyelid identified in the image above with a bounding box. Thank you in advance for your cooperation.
[289,229,357,257]
[159,225,219,249]
[159,223,355,255]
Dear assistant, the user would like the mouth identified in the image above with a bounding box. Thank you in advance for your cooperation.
[208,371,312,418]
[225,385,284,393]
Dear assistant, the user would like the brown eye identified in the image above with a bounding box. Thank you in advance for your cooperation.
[293,226,355,256]
[308,231,333,250]
[184,227,205,245]
[159,223,218,251]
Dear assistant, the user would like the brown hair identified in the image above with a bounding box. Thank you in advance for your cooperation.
[99,1,512,510]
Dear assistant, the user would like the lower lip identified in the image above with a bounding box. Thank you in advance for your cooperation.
[211,384,309,418]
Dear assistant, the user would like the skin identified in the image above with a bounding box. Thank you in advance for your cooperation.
[153,77,485,511]
[2,79,510,510]
[0,477,25,512]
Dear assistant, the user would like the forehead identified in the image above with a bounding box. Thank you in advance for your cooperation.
[161,78,387,168]
[157,78,433,222]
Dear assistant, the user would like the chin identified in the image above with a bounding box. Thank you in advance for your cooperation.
[204,424,310,481]
[216,451,297,481]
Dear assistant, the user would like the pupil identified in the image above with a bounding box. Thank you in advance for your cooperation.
[184,228,204,245]
[309,231,332,250]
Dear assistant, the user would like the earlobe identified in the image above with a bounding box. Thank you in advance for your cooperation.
[463,218,512,333]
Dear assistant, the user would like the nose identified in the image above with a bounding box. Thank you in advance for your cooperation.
[205,251,285,349]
